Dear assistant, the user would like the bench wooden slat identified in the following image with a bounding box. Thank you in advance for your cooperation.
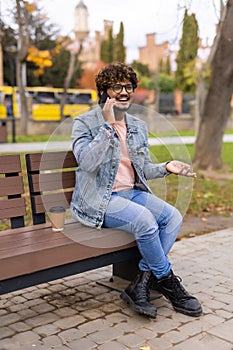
[0,224,70,248]
[0,229,66,251]
[0,198,26,219]
[0,244,137,281]
[0,222,51,237]
[0,176,24,196]
[0,221,135,250]
[32,191,73,213]
[30,171,75,193]
[0,230,135,258]
[27,151,77,172]
[0,155,22,174]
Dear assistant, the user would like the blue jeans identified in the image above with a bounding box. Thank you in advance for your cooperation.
[103,189,183,279]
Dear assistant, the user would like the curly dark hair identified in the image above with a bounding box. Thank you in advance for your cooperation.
[95,62,138,99]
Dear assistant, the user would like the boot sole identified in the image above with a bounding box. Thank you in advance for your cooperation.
[153,286,203,317]
[160,294,203,317]
[162,294,203,317]
[173,305,203,317]
[120,291,157,319]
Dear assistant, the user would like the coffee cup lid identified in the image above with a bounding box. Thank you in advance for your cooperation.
[49,206,66,213]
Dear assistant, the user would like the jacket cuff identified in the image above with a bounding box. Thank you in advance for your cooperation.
[163,161,172,176]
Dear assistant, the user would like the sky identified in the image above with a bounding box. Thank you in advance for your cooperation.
[1,0,222,62]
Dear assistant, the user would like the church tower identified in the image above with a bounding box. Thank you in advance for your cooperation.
[74,0,89,41]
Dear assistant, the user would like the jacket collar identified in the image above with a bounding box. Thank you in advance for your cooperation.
[96,107,139,133]
[125,113,139,133]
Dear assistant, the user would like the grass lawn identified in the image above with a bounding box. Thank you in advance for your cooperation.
[8,129,233,143]
[148,143,233,217]
[7,134,70,143]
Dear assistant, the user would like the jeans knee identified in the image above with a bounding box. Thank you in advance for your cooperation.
[169,207,183,232]
[133,212,158,240]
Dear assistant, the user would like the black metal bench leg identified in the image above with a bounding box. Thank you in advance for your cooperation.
[113,257,140,281]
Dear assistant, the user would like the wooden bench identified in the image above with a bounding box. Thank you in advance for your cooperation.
[0,151,140,295]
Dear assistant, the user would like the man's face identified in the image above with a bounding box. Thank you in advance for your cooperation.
[106,81,134,112]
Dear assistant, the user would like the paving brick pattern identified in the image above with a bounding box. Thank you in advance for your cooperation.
[0,228,232,350]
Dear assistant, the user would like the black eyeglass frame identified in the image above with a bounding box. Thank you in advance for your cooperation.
[109,83,135,94]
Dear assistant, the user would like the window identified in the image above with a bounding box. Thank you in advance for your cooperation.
[34,91,58,104]
[73,93,91,104]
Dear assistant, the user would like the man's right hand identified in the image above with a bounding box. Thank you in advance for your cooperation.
[102,97,116,125]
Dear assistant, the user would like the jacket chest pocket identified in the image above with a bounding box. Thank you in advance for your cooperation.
[136,143,147,155]
[130,140,148,166]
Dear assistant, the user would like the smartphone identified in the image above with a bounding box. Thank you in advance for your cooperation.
[100,92,109,108]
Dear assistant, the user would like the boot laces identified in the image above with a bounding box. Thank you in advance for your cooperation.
[137,277,150,302]
[170,274,190,299]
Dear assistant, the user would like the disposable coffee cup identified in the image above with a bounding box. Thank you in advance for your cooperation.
[49,206,66,232]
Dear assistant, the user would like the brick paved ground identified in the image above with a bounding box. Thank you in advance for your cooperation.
[0,228,232,350]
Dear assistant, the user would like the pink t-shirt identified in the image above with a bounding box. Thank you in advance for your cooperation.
[112,120,135,192]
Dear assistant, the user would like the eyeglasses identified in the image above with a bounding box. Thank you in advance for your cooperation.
[110,84,134,94]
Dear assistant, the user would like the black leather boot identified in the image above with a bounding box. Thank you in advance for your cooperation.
[150,270,202,317]
[120,271,157,318]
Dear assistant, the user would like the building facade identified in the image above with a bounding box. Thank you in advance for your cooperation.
[138,33,170,72]
[74,1,114,70]
[74,1,211,77]
[74,1,171,71]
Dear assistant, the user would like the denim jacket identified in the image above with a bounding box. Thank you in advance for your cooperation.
[70,107,170,228]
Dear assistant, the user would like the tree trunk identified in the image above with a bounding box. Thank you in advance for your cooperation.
[0,28,4,86]
[16,0,30,135]
[60,42,82,120]
[193,0,233,170]
[60,51,76,120]
[16,58,28,135]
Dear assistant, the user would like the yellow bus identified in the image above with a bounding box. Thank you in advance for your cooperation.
[0,86,18,119]
[0,86,97,121]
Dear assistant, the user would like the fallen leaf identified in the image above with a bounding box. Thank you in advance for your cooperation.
[201,217,207,222]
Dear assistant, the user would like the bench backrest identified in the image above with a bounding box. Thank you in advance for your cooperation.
[26,151,77,225]
[0,154,26,228]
